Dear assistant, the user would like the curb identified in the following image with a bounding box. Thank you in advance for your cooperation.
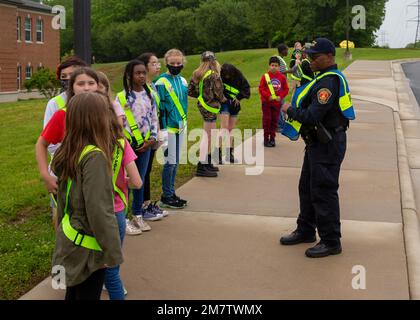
[392,60,420,300]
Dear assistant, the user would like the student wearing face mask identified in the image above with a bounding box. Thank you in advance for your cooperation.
[155,49,189,209]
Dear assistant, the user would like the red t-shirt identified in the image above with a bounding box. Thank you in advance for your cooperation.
[258,71,289,106]
[41,109,66,144]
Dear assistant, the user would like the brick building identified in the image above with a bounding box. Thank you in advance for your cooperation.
[0,0,60,102]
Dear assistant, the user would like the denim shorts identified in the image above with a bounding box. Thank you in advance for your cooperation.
[219,102,239,117]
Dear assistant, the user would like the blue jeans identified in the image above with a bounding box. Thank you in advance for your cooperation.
[277,98,286,131]
[104,211,126,300]
[162,132,184,198]
[131,148,151,216]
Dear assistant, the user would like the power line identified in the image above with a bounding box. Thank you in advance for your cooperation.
[407,0,420,47]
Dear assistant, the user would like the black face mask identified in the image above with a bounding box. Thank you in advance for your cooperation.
[60,79,69,92]
[167,64,183,76]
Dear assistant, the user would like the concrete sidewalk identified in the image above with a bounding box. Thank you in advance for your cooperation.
[21,60,419,300]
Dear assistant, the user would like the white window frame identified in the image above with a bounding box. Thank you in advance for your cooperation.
[26,65,32,79]
[17,16,21,41]
[17,65,22,90]
[25,17,32,42]
[36,18,43,43]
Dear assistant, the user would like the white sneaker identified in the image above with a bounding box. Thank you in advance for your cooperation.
[125,219,142,236]
[133,215,151,232]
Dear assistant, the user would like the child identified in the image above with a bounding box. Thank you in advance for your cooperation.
[137,52,168,217]
[114,60,160,236]
[42,56,87,228]
[258,56,289,147]
[36,67,99,230]
[96,76,143,299]
[51,92,123,300]
[216,63,250,164]
[188,51,226,177]
[276,44,289,76]
[155,49,189,208]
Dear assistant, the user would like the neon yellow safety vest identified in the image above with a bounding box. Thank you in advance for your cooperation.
[159,78,188,134]
[112,139,127,210]
[146,83,160,108]
[117,91,151,147]
[223,83,240,99]
[291,59,313,82]
[62,145,104,251]
[54,94,66,111]
[264,73,278,100]
[198,70,220,114]
[282,69,355,141]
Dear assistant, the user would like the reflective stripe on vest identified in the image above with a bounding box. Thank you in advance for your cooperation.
[224,83,240,99]
[54,94,66,110]
[62,145,103,251]
[198,70,220,114]
[281,69,355,141]
[264,73,277,100]
[291,59,313,82]
[117,91,150,147]
[112,139,127,210]
[159,77,187,133]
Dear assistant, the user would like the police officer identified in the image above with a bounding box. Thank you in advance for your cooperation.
[280,38,355,258]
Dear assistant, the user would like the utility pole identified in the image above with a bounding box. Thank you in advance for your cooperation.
[73,0,91,64]
[407,0,420,48]
[344,0,352,60]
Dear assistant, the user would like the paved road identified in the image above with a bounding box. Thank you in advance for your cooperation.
[402,62,420,106]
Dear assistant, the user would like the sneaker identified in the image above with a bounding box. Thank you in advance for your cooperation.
[160,195,185,209]
[142,208,163,221]
[270,138,276,147]
[151,201,169,217]
[172,194,187,206]
[102,285,128,296]
[133,215,152,231]
[264,139,271,148]
[125,218,142,235]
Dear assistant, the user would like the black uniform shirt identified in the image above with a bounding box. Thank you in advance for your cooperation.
[287,64,347,129]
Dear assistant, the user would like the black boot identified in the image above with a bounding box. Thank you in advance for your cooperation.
[228,147,236,164]
[196,162,218,177]
[280,230,316,245]
[216,147,223,165]
[207,154,219,172]
[305,241,342,258]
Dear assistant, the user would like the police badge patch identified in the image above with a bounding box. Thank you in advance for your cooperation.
[317,88,332,104]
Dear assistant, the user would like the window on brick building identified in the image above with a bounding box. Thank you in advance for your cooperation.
[17,66,22,90]
[37,63,44,71]
[25,17,32,42]
[17,16,21,41]
[36,19,43,42]
[26,65,32,79]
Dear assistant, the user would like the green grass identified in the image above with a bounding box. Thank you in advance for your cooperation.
[1,47,420,300]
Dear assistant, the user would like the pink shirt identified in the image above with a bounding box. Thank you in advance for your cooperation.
[114,141,137,213]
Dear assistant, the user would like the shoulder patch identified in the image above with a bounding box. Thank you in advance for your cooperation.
[317,88,332,104]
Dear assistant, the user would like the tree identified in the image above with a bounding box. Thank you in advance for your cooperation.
[194,0,252,52]
[24,68,61,99]
[245,0,295,48]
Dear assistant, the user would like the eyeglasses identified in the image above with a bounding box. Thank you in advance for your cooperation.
[308,53,322,61]
[150,62,161,67]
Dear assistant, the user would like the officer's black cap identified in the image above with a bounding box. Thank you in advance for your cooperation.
[305,38,336,56]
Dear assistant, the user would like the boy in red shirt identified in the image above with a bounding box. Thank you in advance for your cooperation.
[259,56,289,147]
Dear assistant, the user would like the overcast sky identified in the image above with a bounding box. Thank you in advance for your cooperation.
[376,0,418,48]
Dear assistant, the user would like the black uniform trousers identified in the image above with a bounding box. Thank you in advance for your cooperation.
[296,131,347,244]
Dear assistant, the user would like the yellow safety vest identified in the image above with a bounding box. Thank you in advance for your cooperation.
[264,73,278,100]
[223,83,240,99]
[198,70,220,114]
[54,94,67,111]
[62,140,127,251]
[159,78,188,134]
[282,69,355,141]
[117,91,151,147]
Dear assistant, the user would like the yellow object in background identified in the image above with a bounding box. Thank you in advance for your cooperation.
[340,40,355,49]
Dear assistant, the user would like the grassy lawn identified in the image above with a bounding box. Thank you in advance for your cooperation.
[1,47,420,300]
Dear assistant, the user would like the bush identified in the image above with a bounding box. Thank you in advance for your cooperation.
[24,68,61,99]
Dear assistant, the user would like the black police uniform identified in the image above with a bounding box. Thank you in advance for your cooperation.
[286,64,349,247]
